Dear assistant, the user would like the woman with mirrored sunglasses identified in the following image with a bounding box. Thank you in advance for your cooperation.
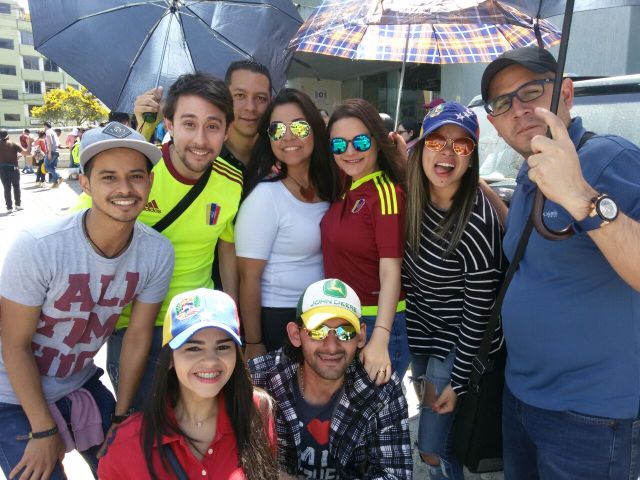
[402,102,505,480]
[236,89,339,361]
[320,98,410,387]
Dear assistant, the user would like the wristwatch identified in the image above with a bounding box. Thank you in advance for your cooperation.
[573,193,619,233]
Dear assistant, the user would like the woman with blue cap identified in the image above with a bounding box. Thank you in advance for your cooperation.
[98,289,276,479]
[402,102,505,479]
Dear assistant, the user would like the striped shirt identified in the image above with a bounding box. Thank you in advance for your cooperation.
[402,190,504,394]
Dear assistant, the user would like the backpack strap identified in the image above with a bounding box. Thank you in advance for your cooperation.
[152,164,212,233]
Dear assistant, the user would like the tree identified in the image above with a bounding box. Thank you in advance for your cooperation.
[32,86,108,125]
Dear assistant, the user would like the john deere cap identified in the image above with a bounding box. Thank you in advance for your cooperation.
[296,279,361,332]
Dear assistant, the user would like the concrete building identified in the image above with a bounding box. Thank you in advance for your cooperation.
[288,3,640,124]
[0,0,79,128]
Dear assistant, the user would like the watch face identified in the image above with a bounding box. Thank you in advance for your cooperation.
[597,197,618,221]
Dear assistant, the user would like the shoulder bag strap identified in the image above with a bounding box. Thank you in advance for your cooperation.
[162,444,189,480]
[469,130,596,387]
[152,164,212,233]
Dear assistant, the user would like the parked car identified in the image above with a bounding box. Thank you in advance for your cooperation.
[471,74,640,204]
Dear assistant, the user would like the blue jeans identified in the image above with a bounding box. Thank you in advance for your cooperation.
[45,151,60,183]
[0,368,115,480]
[106,325,164,412]
[413,351,464,480]
[362,311,410,381]
[503,383,640,480]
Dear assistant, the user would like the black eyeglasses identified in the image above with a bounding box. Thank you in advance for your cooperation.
[329,134,372,155]
[484,78,554,117]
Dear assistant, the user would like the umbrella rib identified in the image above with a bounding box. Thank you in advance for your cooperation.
[37,1,165,48]
[175,8,197,72]
[113,8,171,108]
[182,4,255,59]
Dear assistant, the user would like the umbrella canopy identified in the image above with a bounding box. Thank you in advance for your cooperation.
[368,0,640,23]
[290,0,560,64]
[28,0,302,112]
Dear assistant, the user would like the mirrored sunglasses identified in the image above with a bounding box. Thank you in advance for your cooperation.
[330,134,372,155]
[424,133,476,156]
[304,324,357,342]
[267,120,311,141]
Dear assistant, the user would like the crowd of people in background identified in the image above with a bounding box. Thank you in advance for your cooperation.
[0,45,639,480]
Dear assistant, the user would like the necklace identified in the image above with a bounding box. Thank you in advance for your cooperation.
[287,175,315,202]
[82,211,133,259]
[194,412,216,428]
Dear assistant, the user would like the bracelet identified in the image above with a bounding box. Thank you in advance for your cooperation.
[244,340,263,345]
[16,425,59,441]
[110,413,131,424]
[374,325,392,334]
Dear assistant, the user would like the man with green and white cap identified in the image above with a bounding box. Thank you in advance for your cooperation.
[249,278,413,479]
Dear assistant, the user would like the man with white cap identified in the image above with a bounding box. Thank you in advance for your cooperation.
[0,122,174,480]
[249,278,413,479]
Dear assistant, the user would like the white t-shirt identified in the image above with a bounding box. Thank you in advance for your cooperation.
[0,211,175,404]
[236,181,329,307]
[45,128,59,152]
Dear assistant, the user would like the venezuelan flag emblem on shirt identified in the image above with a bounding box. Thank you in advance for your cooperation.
[206,203,221,225]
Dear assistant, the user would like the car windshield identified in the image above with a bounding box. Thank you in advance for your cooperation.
[475,77,640,182]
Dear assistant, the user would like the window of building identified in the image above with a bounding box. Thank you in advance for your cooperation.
[2,89,18,100]
[23,55,39,70]
[20,30,33,46]
[0,38,14,50]
[25,80,41,94]
[0,3,11,15]
[45,82,59,92]
[68,84,79,90]
[0,64,16,75]
[43,59,58,72]
[27,104,39,116]
[4,113,20,122]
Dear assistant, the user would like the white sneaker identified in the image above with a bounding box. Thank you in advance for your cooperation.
[6,208,13,214]
[15,205,23,211]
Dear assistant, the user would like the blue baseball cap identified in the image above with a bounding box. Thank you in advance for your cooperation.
[420,102,479,143]
[163,289,242,349]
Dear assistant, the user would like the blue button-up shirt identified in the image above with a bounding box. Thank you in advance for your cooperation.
[502,117,640,419]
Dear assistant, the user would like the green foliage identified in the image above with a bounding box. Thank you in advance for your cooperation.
[31,86,108,125]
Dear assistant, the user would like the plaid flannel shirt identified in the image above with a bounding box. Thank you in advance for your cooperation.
[249,349,413,479]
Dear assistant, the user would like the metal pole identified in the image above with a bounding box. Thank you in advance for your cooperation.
[393,24,411,131]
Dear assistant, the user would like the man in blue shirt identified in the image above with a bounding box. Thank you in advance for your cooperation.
[482,46,640,479]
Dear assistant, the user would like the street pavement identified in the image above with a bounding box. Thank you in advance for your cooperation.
[0,171,503,480]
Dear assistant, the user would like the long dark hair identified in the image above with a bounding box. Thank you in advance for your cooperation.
[405,135,480,258]
[244,88,339,201]
[141,344,277,480]
[328,99,405,193]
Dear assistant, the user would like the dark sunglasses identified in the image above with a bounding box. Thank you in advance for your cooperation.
[304,324,357,342]
[424,133,476,156]
[484,78,554,117]
[329,134,372,155]
[267,120,311,141]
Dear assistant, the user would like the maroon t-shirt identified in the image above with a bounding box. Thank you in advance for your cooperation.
[321,170,405,307]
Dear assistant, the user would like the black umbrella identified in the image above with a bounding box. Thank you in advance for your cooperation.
[28,0,302,112]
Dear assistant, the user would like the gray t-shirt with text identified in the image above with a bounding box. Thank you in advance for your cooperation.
[0,211,174,404]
